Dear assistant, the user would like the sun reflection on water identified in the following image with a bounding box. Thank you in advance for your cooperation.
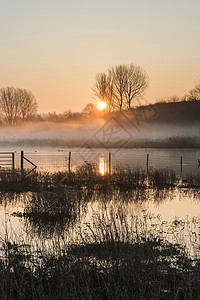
[99,157,106,175]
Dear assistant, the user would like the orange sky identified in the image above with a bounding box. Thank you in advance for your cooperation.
[1,0,200,113]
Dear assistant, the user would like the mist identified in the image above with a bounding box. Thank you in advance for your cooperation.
[0,118,199,148]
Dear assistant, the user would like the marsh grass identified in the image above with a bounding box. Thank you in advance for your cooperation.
[0,166,199,298]
[22,190,84,238]
[1,135,200,148]
[0,209,199,299]
[0,165,184,193]
[1,163,199,194]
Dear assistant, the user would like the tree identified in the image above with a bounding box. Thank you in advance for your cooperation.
[92,64,149,112]
[62,109,72,120]
[106,70,114,112]
[18,89,38,122]
[0,87,20,124]
[92,73,114,112]
[0,87,38,124]
[125,64,149,109]
[186,81,200,101]
[110,64,128,112]
[82,103,97,115]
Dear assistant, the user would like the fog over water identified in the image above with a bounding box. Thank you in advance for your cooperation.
[0,120,199,142]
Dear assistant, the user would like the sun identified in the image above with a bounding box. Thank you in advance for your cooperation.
[98,101,107,111]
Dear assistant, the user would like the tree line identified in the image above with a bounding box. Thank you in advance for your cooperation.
[0,73,200,125]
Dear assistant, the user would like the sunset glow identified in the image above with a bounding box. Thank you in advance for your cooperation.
[98,101,107,111]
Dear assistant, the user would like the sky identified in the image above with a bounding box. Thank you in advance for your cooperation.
[0,0,200,113]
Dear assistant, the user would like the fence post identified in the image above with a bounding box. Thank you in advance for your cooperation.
[146,154,149,172]
[12,152,15,171]
[68,151,71,174]
[109,152,111,174]
[21,150,24,177]
[180,156,183,172]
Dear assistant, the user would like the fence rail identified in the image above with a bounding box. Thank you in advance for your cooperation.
[0,152,15,170]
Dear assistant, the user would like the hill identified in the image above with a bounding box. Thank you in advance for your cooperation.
[136,100,200,125]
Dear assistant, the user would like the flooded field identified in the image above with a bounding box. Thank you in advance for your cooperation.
[0,147,200,175]
[0,147,199,251]
[0,188,199,259]
[0,149,200,298]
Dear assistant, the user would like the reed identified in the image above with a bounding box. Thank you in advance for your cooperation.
[0,166,182,192]
[0,209,199,299]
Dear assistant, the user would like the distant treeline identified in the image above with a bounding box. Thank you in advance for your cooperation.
[0,80,200,125]
[0,99,200,127]
[40,99,200,125]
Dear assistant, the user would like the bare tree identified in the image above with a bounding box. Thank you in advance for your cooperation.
[0,87,38,124]
[92,72,114,112]
[92,63,149,112]
[93,73,107,101]
[0,87,20,124]
[186,81,200,101]
[106,70,114,112]
[125,64,149,109]
[18,89,38,122]
[82,103,97,115]
[110,64,128,112]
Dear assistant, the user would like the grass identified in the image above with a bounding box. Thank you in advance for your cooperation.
[0,208,199,299]
[0,165,199,242]
[0,166,199,298]
[0,165,192,193]
[1,164,200,194]
[1,135,200,148]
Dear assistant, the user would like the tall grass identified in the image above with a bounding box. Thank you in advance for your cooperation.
[0,208,199,299]
[0,165,183,193]
[0,166,199,298]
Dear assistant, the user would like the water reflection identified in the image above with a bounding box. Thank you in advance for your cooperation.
[8,148,200,175]
[0,188,199,257]
[99,157,106,175]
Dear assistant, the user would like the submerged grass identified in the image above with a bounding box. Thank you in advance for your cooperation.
[0,208,199,300]
[0,166,199,299]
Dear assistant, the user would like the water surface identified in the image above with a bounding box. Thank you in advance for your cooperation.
[0,147,199,175]
[0,188,199,259]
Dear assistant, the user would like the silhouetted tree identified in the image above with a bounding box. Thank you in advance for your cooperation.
[18,89,38,122]
[0,87,19,124]
[0,87,38,124]
[82,103,97,115]
[92,73,114,112]
[125,64,149,109]
[186,81,200,101]
[44,112,61,122]
[62,109,72,118]
[110,64,128,112]
[93,64,149,112]
[106,70,114,112]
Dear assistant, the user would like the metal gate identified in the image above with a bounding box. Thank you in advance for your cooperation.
[0,152,15,170]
